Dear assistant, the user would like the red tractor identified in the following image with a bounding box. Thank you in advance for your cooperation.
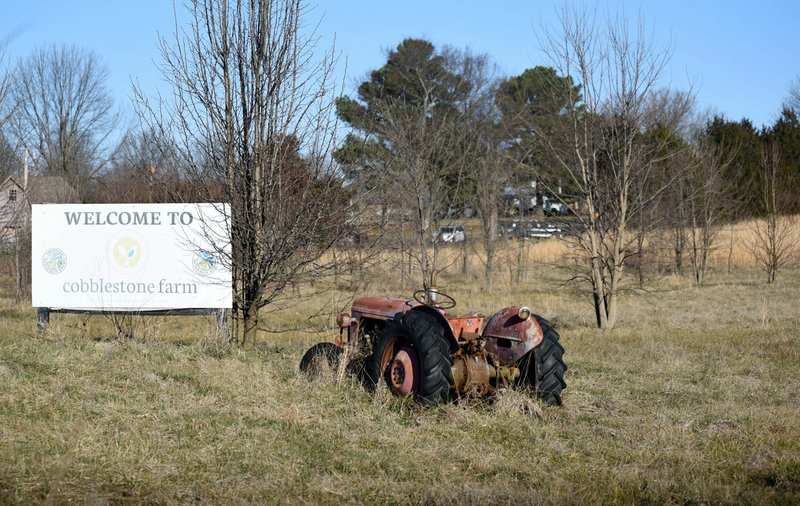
[299,289,567,406]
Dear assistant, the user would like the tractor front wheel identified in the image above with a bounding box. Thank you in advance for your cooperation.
[517,316,567,405]
[299,342,342,379]
[368,311,452,406]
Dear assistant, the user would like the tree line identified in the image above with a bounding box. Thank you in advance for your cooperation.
[1,1,798,339]
[332,9,800,327]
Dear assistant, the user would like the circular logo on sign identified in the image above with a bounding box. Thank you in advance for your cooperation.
[106,230,149,275]
[113,236,143,268]
[192,250,217,275]
[42,248,67,274]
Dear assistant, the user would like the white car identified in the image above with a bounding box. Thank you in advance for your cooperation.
[433,225,466,243]
[542,195,569,216]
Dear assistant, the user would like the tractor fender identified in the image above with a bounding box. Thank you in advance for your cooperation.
[407,305,461,354]
[481,306,544,366]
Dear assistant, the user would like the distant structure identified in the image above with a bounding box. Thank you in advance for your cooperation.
[0,175,79,244]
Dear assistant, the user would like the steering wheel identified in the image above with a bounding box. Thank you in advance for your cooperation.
[413,289,456,309]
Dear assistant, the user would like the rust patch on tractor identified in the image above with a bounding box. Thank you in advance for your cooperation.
[482,306,543,364]
[451,336,521,396]
[446,316,485,339]
[351,296,420,320]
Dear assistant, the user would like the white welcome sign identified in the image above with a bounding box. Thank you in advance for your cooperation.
[32,203,232,310]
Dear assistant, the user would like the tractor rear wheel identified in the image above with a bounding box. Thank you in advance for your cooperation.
[299,342,342,379]
[517,316,567,405]
[369,311,452,406]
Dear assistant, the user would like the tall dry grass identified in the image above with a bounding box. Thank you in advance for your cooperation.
[1,218,799,503]
[336,216,800,292]
[1,268,799,503]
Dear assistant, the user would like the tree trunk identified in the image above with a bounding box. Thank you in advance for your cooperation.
[636,230,645,289]
[515,238,526,283]
[674,226,684,275]
[482,206,498,291]
[590,255,608,328]
[14,229,22,304]
[243,307,258,345]
[727,222,734,275]
[767,212,777,284]
[461,240,469,275]
[605,251,623,329]
[605,292,618,328]
[485,248,494,291]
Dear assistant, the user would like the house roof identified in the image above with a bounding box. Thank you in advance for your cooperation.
[1,176,79,204]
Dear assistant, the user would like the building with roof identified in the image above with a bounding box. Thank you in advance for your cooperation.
[0,175,79,245]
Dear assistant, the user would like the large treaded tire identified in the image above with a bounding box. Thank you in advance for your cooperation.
[518,315,567,405]
[368,311,453,406]
[299,342,342,377]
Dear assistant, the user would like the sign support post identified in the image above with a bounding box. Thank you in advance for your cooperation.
[37,307,50,331]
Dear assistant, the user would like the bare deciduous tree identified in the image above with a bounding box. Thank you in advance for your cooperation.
[0,44,28,303]
[11,45,117,196]
[469,136,506,291]
[750,141,796,283]
[376,92,467,291]
[0,44,18,180]
[539,6,686,328]
[629,89,695,285]
[455,56,509,291]
[136,0,345,344]
[0,134,18,182]
[786,77,800,115]
[348,46,486,291]
[685,136,735,284]
[96,128,183,204]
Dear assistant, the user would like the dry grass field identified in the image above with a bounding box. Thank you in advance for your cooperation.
[0,222,799,504]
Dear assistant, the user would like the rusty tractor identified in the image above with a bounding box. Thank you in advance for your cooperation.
[299,289,567,406]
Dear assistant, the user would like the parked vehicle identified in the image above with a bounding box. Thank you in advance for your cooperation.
[542,195,569,216]
[499,189,537,216]
[498,220,521,238]
[300,289,567,406]
[499,220,564,239]
[433,225,466,243]
[525,220,563,238]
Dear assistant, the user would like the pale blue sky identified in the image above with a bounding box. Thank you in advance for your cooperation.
[2,0,798,131]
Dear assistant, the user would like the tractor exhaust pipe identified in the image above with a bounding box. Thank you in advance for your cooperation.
[426,270,439,304]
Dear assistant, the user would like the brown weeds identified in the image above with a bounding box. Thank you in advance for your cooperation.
[0,255,799,503]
